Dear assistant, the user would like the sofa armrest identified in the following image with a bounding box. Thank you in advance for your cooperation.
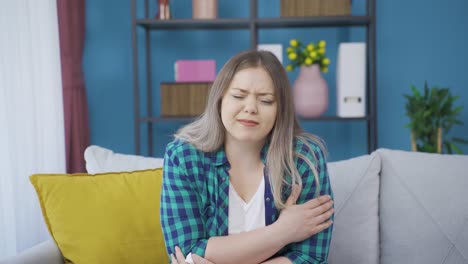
[0,240,63,264]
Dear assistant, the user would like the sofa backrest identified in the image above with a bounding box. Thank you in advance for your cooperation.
[84,145,164,174]
[83,145,468,264]
[327,152,381,264]
[378,149,468,264]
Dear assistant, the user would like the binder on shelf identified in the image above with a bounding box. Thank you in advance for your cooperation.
[257,44,283,63]
[160,82,212,117]
[175,60,216,82]
[336,42,366,118]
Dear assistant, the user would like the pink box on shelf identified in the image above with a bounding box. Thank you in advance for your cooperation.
[175,60,216,82]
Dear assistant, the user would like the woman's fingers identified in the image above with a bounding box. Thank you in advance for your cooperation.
[193,254,214,264]
[304,196,333,213]
[310,207,334,224]
[303,195,331,208]
[311,219,333,234]
[174,246,185,264]
[170,253,178,264]
[277,194,334,243]
[311,199,334,216]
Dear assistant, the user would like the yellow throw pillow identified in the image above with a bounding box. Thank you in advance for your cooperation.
[30,169,168,264]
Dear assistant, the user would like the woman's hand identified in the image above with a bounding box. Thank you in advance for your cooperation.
[171,246,215,264]
[192,254,215,264]
[275,185,334,244]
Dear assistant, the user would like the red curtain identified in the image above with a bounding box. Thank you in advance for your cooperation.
[57,0,90,173]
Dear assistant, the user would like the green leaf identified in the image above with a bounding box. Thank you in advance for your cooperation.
[451,143,463,154]
[452,106,463,115]
[410,85,421,98]
[453,137,468,145]
[444,141,453,154]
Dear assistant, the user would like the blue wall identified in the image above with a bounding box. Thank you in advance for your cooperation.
[83,0,468,161]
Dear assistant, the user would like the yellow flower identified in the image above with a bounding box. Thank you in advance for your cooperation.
[290,39,298,47]
[285,38,328,72]
[318,40,326,48]
[288,52,297,60]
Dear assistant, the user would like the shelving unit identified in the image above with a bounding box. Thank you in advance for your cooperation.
[131,0,377,156]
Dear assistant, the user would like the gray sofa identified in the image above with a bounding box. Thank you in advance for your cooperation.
[2,148,467,264]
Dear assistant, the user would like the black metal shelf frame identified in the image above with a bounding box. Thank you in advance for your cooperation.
[140,116,371,123]
[131,0,377,156]
[136,16,371,30]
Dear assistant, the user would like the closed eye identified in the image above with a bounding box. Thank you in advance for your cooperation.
[232,95,244,99]
[260,100,274,105]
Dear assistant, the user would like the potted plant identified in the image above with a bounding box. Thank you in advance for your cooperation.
[285,39,331,118]
[404,81,468,154]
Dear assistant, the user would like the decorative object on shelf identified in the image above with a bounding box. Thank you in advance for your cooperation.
[131,0,378,155]
[156,0,171,20]
[192,0,217,19]
[175,60,216,82]
[286,39,330,118]
[404,82,468,154]
[280,0,351,17]
[257,44,283,63]
[161,82,212,117]
[337,42,366,117]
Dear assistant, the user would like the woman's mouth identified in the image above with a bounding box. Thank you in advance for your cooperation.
[237,119,259,127]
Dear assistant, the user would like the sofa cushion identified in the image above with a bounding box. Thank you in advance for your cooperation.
[29,169,168,264]
[84,145,164,174]
[378,149,468,264]
[327,152,381,264]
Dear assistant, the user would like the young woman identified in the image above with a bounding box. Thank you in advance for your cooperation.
[161,50,334,264]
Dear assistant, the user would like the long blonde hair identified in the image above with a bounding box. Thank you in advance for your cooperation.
[175,50,326,209]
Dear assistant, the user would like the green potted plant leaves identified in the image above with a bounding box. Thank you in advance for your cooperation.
[404,81,468,154]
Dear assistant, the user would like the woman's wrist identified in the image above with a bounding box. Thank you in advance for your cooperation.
[269,220,290,247]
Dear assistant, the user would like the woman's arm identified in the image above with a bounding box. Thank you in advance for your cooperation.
[279,141,334,263]
[204,191,332,264]
[204,222,288,264]
[161,142,288,263]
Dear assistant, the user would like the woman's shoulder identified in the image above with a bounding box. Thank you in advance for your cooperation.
[292,136,328,182]
[164,139,211,166]
[293,135,326,157]
[165,139,200,157]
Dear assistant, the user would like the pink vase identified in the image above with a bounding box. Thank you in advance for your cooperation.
[192,0,217,19]
[293,65,329,118]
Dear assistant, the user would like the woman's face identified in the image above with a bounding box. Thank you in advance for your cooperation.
[221,67,277,145]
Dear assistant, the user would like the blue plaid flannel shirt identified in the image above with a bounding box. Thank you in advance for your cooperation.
[160,138,333,263]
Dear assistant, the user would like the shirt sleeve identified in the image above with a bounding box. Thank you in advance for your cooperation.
[160,142,208,258]
[283,140,334,264]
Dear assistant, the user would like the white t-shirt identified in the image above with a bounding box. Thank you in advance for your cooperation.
[228,177,266,234]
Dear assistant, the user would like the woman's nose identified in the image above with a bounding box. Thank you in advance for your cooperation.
[243,97,258,114]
